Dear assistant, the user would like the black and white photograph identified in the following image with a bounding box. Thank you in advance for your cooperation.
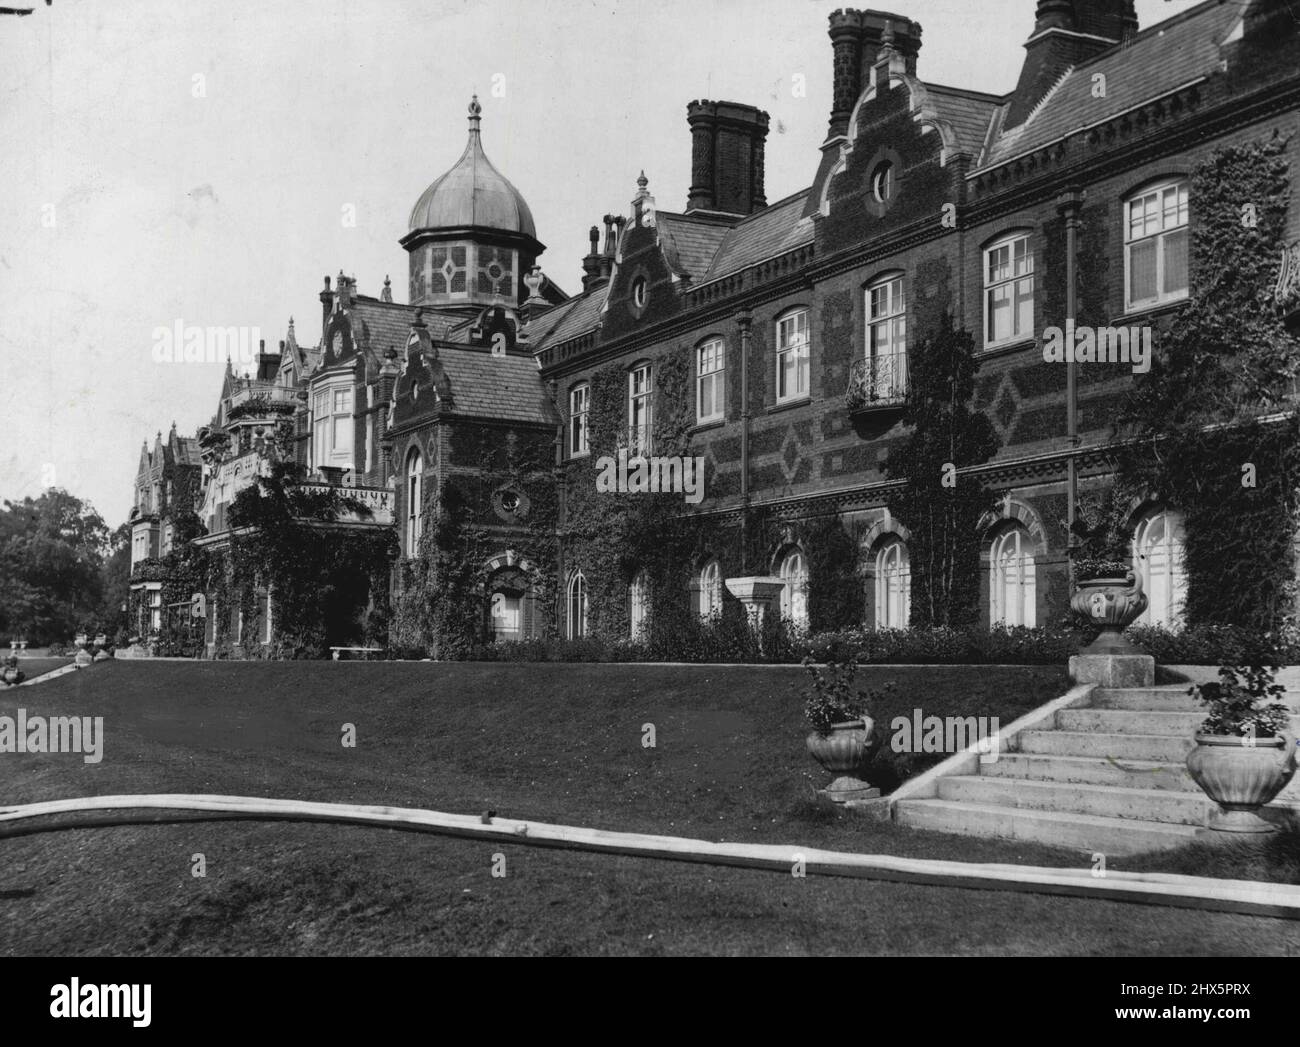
[3,0,1300,1013]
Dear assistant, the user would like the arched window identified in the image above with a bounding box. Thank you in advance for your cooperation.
[405,448,423,556]
[990,527,1036,627]
[777,548,809,630]
[567,570,588,640]
[1125,179,1189,311]
[697,338,725,424]
[874,538,910,630]
[983,232,1034,348]
[628,362,653,456]
[865,274,908,403]
[1133,508,1187,628]
[699,559,723,620]
[630,570,649,641]
[569,383,590,457]
[775,309,810,403]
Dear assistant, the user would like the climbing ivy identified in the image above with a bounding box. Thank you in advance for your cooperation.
[224,460,396,658]
[884,314,999,627]
[1120,134,1300,632]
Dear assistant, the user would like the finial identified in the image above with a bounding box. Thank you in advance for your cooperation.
[288,315,294,329]
[637,170,648,190]
[381,274,392,303]
[468,94,482,133]
[323,275,331,290]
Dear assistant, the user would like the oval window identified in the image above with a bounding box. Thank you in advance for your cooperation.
[632,277,647,310]
[872,161,895,204]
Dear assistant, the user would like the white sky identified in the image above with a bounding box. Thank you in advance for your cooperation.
[0,0,1188,527]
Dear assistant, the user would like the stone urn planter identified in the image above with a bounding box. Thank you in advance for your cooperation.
[0,660,23,686]
[1186,735,1296,833]
[1071,571,1148,655]
[807,717,878,803]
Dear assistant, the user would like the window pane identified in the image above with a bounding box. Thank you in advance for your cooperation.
[1129,239,1158,302]
[988,285,1011,342]
[987,244,1009,284]
[333,416,352,453]
[1015,276,1034,337]
[1162,228,1189,296]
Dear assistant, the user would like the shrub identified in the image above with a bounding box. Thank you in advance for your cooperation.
[1126,623,1299,665]
[1191,664,1291,738]
[801,656,895,735]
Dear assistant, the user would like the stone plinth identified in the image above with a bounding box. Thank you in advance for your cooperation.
[724,576,786,630]
[1069,653,1155,688]
[816,777,880,804]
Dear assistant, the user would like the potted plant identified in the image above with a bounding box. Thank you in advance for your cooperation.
[1186,663,1295,833]
[1069,498,1147,654]
[801,655,883,803]
[0,655,24,686]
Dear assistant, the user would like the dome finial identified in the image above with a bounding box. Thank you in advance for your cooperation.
[468,94,482,134]
[637,170,648,190]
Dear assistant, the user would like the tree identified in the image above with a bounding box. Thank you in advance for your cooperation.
[0,488,111,643]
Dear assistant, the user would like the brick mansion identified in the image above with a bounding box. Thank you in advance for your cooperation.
[127,0,1300,655]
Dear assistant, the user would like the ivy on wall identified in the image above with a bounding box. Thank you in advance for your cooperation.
[390,426,558,658]
[1121,133,1299,632]
[223,461,396,658]
[885,315,999,627]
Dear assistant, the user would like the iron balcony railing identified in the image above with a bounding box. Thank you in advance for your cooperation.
[846,350,909,412]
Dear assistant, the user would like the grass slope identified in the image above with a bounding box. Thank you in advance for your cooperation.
[1,661,1297,956]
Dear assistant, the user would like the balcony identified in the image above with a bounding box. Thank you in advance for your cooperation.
[846,351,909,417]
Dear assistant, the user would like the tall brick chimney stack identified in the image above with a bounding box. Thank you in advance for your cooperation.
[825,9,922,140]
[685,100,769,217]
[1005,1,1137,129]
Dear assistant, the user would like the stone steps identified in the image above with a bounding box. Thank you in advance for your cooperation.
[1090,686,1202,712]
[935,775,1210,827]
[894,799,1203,857]
[1055,709,1204,735]
[889,670,1224,856]
[981,752,1196,792]
[1018,729,1195,762]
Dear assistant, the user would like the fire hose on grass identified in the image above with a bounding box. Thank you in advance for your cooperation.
[2,792,1299,920]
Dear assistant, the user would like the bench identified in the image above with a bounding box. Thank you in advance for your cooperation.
[329,646,385,661]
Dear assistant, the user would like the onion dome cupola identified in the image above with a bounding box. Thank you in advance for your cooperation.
[400,95,545,314]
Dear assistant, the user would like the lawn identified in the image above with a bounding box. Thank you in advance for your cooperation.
[1,660,1298,956]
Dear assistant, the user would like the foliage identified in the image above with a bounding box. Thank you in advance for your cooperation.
[805,623,1087,665]
[1191,663,1290,738]
[1120,135,1300,631]
[225,396,298,423]
[1069,479,1137,581]
[223,461,395,658]
[801,655,889,735]
[1127,622,1299,665]
[884,314,999,627]
[0,489,110,645]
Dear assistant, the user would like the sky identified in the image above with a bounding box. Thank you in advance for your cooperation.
[0,0,1192,527]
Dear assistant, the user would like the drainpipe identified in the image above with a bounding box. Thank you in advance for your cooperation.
[737,309,753,571]
[1058,190,1082,577]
